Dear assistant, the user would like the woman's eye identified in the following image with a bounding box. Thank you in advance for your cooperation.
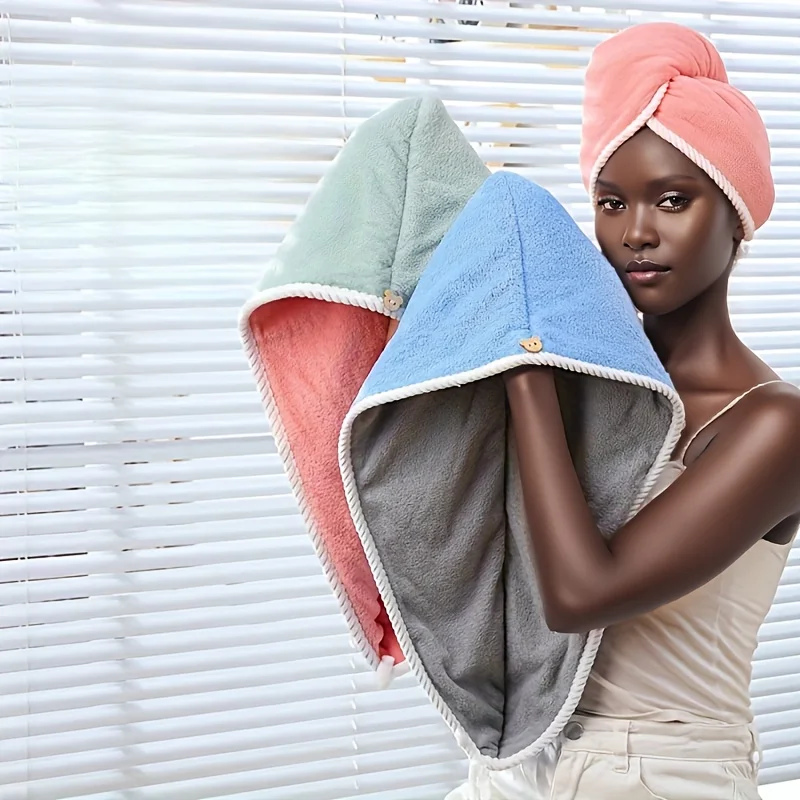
[597,197,624,211]
[658,194,690,210]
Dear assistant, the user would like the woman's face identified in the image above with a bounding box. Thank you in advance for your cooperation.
[594,127,743,316]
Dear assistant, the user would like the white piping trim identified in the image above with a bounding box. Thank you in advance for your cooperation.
[338,351,685,769]
[587,81,755,242]
[589,82,670,199]
[239,283,403,671]
[240,282,401,321]
[646,117,755,241]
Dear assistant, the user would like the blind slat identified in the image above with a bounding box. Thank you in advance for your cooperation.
[5,3,800,796]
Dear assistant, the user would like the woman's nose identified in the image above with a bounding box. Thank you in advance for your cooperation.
[623,206,660,251]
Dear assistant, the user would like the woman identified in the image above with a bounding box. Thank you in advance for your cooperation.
[503,22,800,800]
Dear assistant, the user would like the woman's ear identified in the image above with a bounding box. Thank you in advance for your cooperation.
[730,216,745,265]
[728,216,746,269]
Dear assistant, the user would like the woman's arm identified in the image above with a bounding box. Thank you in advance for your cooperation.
[505,366,800,633]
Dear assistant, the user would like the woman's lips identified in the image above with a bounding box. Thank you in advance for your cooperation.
[624,259,671,285]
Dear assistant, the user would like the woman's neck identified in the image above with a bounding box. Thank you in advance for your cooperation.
[643,276,745,390]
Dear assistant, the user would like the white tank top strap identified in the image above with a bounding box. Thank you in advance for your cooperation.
[678,379,785,463]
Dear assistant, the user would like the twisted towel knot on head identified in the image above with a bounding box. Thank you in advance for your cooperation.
[580,22,774,240]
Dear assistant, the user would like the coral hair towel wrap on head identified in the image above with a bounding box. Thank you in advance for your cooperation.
[580,22,774,240]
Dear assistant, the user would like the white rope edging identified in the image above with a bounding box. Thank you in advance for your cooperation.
[239,283,403,671]
[338,351,685,770]
[589,82,670,200]
[646,117,755,241]
[588,81,755,242]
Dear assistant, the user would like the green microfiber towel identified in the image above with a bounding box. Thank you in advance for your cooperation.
[258,95,490,306]
[241,97,490,670]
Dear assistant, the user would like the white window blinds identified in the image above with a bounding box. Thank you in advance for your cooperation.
[2,2,799,797]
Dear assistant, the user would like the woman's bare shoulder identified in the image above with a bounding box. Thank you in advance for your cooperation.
[682,379,800,466]
[711,380,800,468]
[741,380,800,422]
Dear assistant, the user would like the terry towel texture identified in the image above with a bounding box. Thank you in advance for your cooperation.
[243,97,685,768]
[240,97,489,668]
[581,22,774,239]
[338,171,684,766]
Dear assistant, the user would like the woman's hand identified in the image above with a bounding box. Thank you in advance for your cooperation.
[503,365,555,393]
[504,367,561,420]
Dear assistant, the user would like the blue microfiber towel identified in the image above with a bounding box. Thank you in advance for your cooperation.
[339,172,685,772]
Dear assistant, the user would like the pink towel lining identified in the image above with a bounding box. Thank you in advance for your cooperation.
[251,298,403,664]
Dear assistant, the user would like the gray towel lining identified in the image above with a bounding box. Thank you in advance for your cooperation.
[339,351,684,769]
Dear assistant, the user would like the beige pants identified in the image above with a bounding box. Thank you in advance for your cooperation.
[446,715,762,800]
[550,715,762,800]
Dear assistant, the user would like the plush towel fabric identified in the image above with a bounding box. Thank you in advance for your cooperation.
[339,172,684,768]
[241,96,489,669]
[581,22,774,239]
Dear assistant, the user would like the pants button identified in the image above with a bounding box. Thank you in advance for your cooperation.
[564,721,584,741]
